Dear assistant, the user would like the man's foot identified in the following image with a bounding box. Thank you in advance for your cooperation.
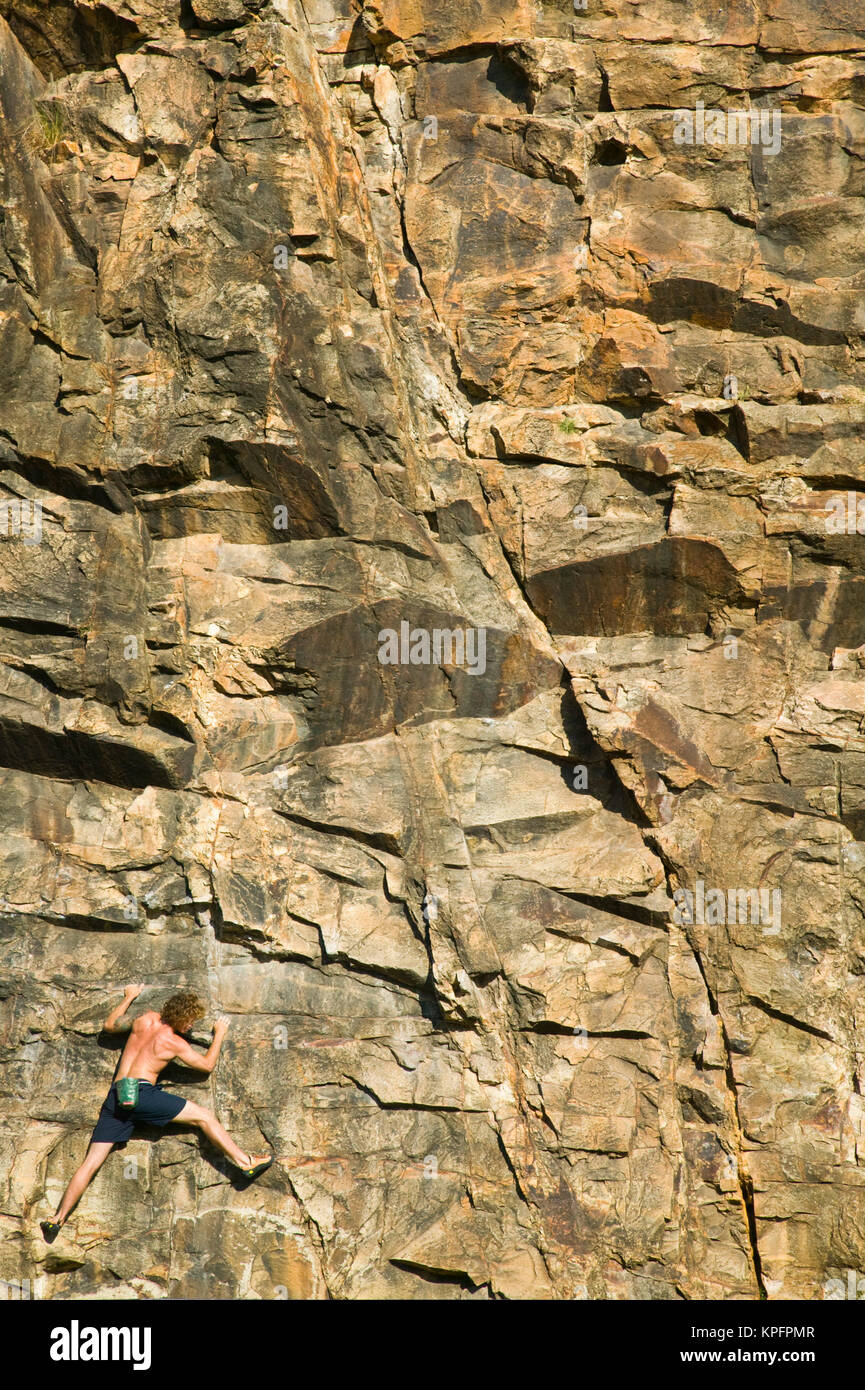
[238,1153,273,1179]
[40,1220,62,1244]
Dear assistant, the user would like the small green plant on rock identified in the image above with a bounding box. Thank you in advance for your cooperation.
[30,102,68,160]
[558,417,578,434]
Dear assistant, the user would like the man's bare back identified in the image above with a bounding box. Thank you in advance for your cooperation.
[116,1013,181,1084]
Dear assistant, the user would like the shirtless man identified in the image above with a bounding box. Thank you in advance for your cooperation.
[40,985,272,1242]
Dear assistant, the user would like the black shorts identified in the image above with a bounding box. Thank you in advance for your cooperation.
[90,1081,187,1145]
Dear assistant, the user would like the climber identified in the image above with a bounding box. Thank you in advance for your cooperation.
[40,985,272,1243]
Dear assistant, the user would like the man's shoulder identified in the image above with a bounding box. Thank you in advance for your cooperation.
[132,1010,162,1030]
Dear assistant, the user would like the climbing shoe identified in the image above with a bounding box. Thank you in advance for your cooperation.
[241,1154,273,1179]
[40,1221,62,1244]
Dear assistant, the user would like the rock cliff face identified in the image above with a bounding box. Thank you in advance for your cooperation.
[1,0,864,1300]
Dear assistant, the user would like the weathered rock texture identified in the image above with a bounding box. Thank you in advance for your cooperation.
[1,0,864,1300]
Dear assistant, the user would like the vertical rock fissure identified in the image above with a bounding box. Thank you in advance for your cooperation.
[695,942,767,1300]
[654,850,768,1299]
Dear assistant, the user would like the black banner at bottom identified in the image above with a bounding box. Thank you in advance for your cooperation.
[1,1295,857,1376]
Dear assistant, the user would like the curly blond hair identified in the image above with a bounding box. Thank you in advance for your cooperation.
[160,992,205,1034]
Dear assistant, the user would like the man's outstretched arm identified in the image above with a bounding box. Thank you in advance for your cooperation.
[102,984,143,1033]
[171,1017,230,1073]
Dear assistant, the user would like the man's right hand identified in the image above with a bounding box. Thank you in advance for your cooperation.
[214,1016,230,1036]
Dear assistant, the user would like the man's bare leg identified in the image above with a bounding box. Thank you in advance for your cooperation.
[172,1101,269,1170]
[51,1141,115,1227]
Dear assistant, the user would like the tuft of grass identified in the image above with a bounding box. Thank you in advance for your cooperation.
[30,102,68,159]
[558,417,578,434]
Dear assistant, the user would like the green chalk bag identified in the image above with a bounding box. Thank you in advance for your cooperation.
[115,1078,139,1108]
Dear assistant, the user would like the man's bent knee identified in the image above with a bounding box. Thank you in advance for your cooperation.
[174,1101,208,1125]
